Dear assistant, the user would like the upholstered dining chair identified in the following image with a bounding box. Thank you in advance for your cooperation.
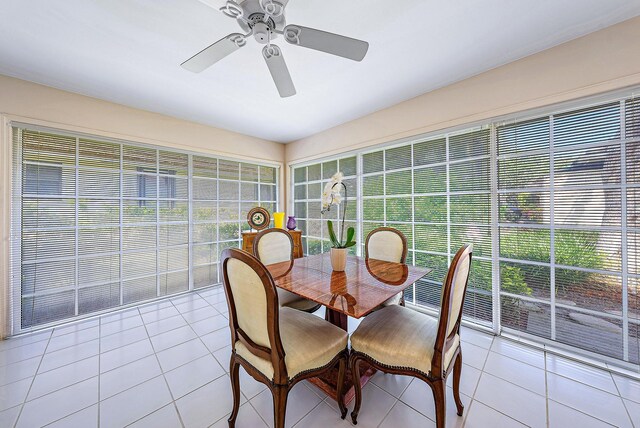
[365,227,408,307]
[349,244,473,428]
[253,228,321,313]
[221,248,349,428]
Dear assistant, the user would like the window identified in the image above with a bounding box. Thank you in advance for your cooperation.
[11,127,278,332]
[357,128,494,325]
[292,156,358,255]
[291,91,640,368]
[498,101,638,364]
[24,163,63,195]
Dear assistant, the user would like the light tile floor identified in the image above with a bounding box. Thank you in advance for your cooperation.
[0,286,638,427]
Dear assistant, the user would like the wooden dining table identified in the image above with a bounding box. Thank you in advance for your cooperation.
[265,252,432,405]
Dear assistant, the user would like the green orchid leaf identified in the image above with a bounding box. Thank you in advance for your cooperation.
[327,220,341,247]
[345,227,355,245]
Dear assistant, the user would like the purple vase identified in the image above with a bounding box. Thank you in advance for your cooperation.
[286,216,297,230]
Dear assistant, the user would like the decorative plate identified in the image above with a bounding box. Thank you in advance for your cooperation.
[247,207,270,230]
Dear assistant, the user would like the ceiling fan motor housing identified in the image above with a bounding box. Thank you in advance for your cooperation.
[240,1,285,27]
[252,21,271,44]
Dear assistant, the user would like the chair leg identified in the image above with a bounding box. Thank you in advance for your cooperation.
[431,379,447,428]
[228,357,241,427]
[336,353,348,419]
[350,354,363,425]
[272,385,289,428]
[452,350,464,416]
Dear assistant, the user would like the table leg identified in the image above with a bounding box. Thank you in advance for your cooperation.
[306,308,376,405]
[324,307,348,330]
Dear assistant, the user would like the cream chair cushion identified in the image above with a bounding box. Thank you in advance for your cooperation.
[236,307,348,380]
[256,231,292,266]
[367,230,404,263]
[351,305,459,375]
[227,258,270,348]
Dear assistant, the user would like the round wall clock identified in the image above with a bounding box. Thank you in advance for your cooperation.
[247,207,271,230]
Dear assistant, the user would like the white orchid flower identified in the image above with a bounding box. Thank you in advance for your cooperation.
[321,172,346,213]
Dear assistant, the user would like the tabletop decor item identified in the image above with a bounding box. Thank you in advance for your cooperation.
[321,172,356,271]
[247,206,270,231]
[286,215,297,230]
[273,211,285,229]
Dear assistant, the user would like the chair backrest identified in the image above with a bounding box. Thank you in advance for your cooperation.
[253,228,294,266]
[431,244,473,375]
[365,227,408,264]
[221,248,287,381]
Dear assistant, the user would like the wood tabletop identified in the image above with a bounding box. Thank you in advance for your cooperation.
[265,253,432,319]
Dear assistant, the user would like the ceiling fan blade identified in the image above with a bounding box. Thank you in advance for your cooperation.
[181,33,246,73]
[262,44,296,98]
[283,25,369,61]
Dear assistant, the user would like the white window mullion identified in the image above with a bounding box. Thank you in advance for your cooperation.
[382,152,387,227]
[188,154,194,291]
[620,100,629,361]
[410,144,417,304]
[119,144,124,306]
[549,115,557,341]
[216,159,221,284]
[156,150,161,298]
[490,124,501,333]
[356,154,363,257]
[74,137,79,317]
[446,135,452,266]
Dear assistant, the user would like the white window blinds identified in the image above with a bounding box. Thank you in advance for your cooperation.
[498,99,639,364]
[290,91,640,368]
[293,157,358,255]
[358,128,494,325]
[12,126,278,333]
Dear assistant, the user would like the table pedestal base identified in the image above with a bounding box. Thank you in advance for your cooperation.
[307,361,376,405]
[305,308,376,405]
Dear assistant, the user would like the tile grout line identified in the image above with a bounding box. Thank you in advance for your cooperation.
[163,292,233,426]
[608,367,637,428]
[98,312,102,427]
[3,290,228,427]
[291,399,330,428]
[461,335,494,426]
[544,349,550,428]
[545,398,618,428]
[12,329,53,428]
[136,304,187,428]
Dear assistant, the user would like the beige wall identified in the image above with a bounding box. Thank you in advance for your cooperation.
[286,16,640,167]
[0,75,285,337]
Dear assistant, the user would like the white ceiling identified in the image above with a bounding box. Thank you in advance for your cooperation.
[1,0,639,143]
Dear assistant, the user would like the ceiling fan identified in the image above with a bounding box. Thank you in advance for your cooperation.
[181,0,369,97]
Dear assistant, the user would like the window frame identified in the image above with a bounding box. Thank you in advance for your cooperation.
[10,123,280,334]
[289,88,640,370]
